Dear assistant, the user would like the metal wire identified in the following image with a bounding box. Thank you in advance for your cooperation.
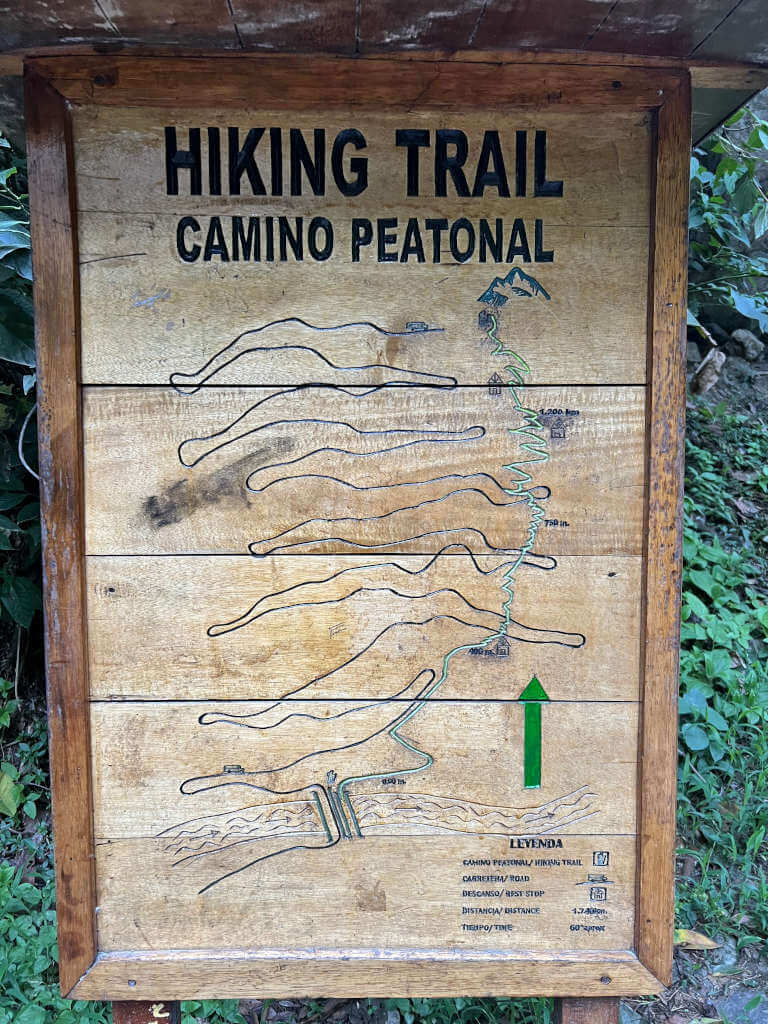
[18,402,39,481]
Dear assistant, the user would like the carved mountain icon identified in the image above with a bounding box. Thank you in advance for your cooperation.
[478,268,551,307]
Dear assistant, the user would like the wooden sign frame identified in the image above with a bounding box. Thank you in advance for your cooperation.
[25,54,688,1001]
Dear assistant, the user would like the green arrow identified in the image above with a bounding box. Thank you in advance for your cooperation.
[519,676,550,789]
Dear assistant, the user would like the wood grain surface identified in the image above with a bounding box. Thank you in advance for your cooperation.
[73,107,651,222]
[73,949,662,1000]
[555,997,620,1024]
[24,69,97,996]
[83,386,645,555]
[93,834,638,953]
[30,56,687,112]
[635,71,690,987]
[77,222,649,387]
[90,698,638,836]
[85,554,641,701]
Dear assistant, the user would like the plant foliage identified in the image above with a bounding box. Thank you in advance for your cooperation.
[689,107,768,333]
[0,136,40,640]
[676,403,768,944]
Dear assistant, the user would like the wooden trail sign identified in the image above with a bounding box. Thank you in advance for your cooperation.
[25,55,689,1001]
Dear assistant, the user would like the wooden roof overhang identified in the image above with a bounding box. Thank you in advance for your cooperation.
[1,1,768,143]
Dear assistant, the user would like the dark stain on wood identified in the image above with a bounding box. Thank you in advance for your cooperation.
[142,444,293,528]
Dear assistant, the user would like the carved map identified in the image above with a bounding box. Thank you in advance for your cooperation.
[76,107,650,955]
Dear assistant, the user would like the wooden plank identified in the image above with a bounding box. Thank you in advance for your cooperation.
[1,0,238,52]
[76,223,649,387]
[635,73,690,987]
[359,0,608,53]
[690,64,768,89]
[113,1003,180,1024]
[73,950,662,999]
[28,56,688,110]
[12,47,768,71]
[90,699,638,837]
[24,69,97,996]
[554,997,620,1024]
[72,106,651,224]
[82,386,646,555]
[93,834,638,953]
[86,554,642,701]
[465,1,612,53]
[692,0,768,63]
[96,0,240,49]
[231,0,357,51]
[0,55,24,76]
[586,0,737,58]
[2,1,121,52]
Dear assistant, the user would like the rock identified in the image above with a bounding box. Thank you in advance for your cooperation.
[715,988,768,1024]
[731,328,765,361]
[726,355,756,382]
[691,348,726,394]
[687,340,702,363]
[709,934,739,968]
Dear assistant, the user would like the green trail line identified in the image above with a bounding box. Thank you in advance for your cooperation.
[337,310,551,811]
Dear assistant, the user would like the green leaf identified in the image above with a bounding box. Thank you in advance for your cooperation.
[15,1006,47,1024]
[731,290,768,331]
[703,648,733,681]
[0,768,21,815]
[753,202,768,239]
[5,249,33,281]
[682,722,709,751]
[0,492,23,511]
[0,321,35,366]
[0,575,41,628]
[705,706,729,731]
[680,685,710,715]
[685,592,710,621]
[15,501,39,523]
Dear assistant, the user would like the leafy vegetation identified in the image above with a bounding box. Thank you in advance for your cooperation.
[0,135,40,666]
[1,108,768,1024]
[689,106,768,334]
[676,404,768,946]
[373,1000,552,1024]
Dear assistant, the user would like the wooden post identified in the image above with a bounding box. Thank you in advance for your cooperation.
[554,998,620,1024]
[113,1003,181,1024]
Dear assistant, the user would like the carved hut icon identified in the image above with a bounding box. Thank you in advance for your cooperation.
[495,633,510,657]
[488,372,504,396]
[550,416,566,439]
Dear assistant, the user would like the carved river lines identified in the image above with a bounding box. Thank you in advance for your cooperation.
[157,280,595,893]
